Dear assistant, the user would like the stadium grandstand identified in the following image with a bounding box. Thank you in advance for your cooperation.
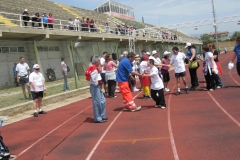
[0,0,202,89]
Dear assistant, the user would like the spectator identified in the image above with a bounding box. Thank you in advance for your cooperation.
[161,51,171,92]
[74,17,80,31]
[13,62,17,85]
[87,55,107,123]
[80,17,85,31]
[104,54,118,98]
[32,12,41,28]
[90,19,95,32]
[22,9,30,27]
[225,47,228,54]
[100,52,108,96]
[68,18,74,30]
[16,56,32,100]
[86,18,91,31]
[42,12,48,28]
[61,57,70,91]
[105,23,109,34]
[29,64,47,117]
[48,13,54,29]
[185,42,199,90]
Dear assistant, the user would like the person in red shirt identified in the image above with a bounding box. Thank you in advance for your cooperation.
[48,13,54,29]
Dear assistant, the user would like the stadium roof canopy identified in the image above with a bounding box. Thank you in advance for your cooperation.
[93,0,135,20]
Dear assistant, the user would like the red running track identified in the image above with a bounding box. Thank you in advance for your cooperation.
[1,51,240,160]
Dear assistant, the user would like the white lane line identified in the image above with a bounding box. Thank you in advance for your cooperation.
[14,105,92,159]
[86,92,142,160]
[167,85,180,160]
[229,70,240,85]
[207,92,240,127]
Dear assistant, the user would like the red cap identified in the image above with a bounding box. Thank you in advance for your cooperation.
[144,55,149,60]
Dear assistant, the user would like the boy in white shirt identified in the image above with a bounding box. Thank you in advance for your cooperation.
[29,64,47,117]
[170,47,189,95]
[143,59,166,108]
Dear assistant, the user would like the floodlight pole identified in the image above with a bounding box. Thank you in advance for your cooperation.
[212,0,219,49]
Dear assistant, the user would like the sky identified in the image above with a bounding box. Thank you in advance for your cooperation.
[52,0,240,36]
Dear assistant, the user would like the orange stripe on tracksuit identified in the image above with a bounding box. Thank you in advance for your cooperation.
[118,82,136,110]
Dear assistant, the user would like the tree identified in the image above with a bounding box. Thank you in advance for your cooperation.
[230,31,240,41]
[200,34,213,45]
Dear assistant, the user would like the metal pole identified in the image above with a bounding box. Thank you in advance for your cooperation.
[70,41,78,89]
[212,0,218,49]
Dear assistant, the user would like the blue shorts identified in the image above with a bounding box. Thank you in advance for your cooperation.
[175,71,186,78]
[19,77,29,85]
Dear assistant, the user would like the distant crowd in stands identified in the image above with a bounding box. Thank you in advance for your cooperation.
[22,9,54,29]
[68,17,97,32]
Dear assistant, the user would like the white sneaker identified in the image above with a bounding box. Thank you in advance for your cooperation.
[165,88,170,92]
[131,106,141,112]
[216,86,222,89]
[133,88,139,92]
[115,90,120,93]
[155,105,159,108]
[161,106,166,109]
[167,88,170,92]
[209,89,214,91]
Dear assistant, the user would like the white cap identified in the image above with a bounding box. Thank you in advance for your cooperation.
[228,62,234,70]
[33,64,40,69]
[122,51,128,56]
[163,51,171,56]
[152,50,158,55]
[24,9,28,11]
[185,42,192,48]
[146,52,150,55]
[135,54,139,57]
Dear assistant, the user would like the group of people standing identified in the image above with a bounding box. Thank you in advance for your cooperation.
[68,17,97,32]
[86,38,240,123]
[22,9,54,29]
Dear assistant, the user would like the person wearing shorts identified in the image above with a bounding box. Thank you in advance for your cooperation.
[230,36,240,76]
[161,51,171,92]
[16,56,31,100]
[170,47,189,95]
[29,64,47,117]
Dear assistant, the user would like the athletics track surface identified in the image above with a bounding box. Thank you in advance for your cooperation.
[1,52,240,160]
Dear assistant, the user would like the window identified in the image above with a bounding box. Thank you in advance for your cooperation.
[43,46,48,51]
[37,46,43,52]
[49,46,55,51]
[18,47,25,52]
[10,47,17,52]
[55,46,60,51]
[2,47,9,53]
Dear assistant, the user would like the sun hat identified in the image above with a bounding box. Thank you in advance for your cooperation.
[24,9,28,11]
[163,51,171,56]
[152,50,158,55]
[146,52,150,55]
[185,42,192,48]
[33,64,40,69]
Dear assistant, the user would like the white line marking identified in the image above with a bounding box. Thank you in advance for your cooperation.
[86,92,142,160]
[14,105,92,159]
[207,92,240,127]
[229,70,240,85]
[167,85,180,160]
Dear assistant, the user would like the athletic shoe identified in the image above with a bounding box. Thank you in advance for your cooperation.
[0,151,10,157]
[209,89,214,91]
[185,88,189,94]
[111,96,117,98]
[102,118,108,121]
[166,88,170,92]
[155,105,160,108]
[123,108,129,111]
[175,91,181,95]
[130,106,141,112]
[94,120,107,123]
[146,96,152,99]
[39,110,47,114]
[33,112,38,117]
[216,86,222,89]
[115,90,120,93]
[133,88,139,92]
[143,95,147,99]
[204,88,208,91]
[164,88,169,92]
[161,106,166,109]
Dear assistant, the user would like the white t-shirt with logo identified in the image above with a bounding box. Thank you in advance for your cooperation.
[100,57,106,73]
[29,72,44,91]
[16,63,30,77]
[149,66,164,90]
[170,52,186,73]
[139,61,149,74]
[61,61,67,72]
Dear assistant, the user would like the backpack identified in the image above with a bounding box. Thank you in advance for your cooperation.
[0,136,10,160]
[84,65,97,81]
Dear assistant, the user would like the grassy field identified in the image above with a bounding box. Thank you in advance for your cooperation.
[0,77,89,109]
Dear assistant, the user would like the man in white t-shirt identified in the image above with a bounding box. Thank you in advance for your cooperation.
[100,52,108,95]
[170,46,189,95]
[143,59,166,109]
[29,64,47,117]
[16,56,31,100]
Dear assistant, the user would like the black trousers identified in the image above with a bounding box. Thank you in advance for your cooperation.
[151,89,166,107]
[237,62,240,76]
[107,80,116,97]
[189,68,199,87]
[205,69,216,90]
